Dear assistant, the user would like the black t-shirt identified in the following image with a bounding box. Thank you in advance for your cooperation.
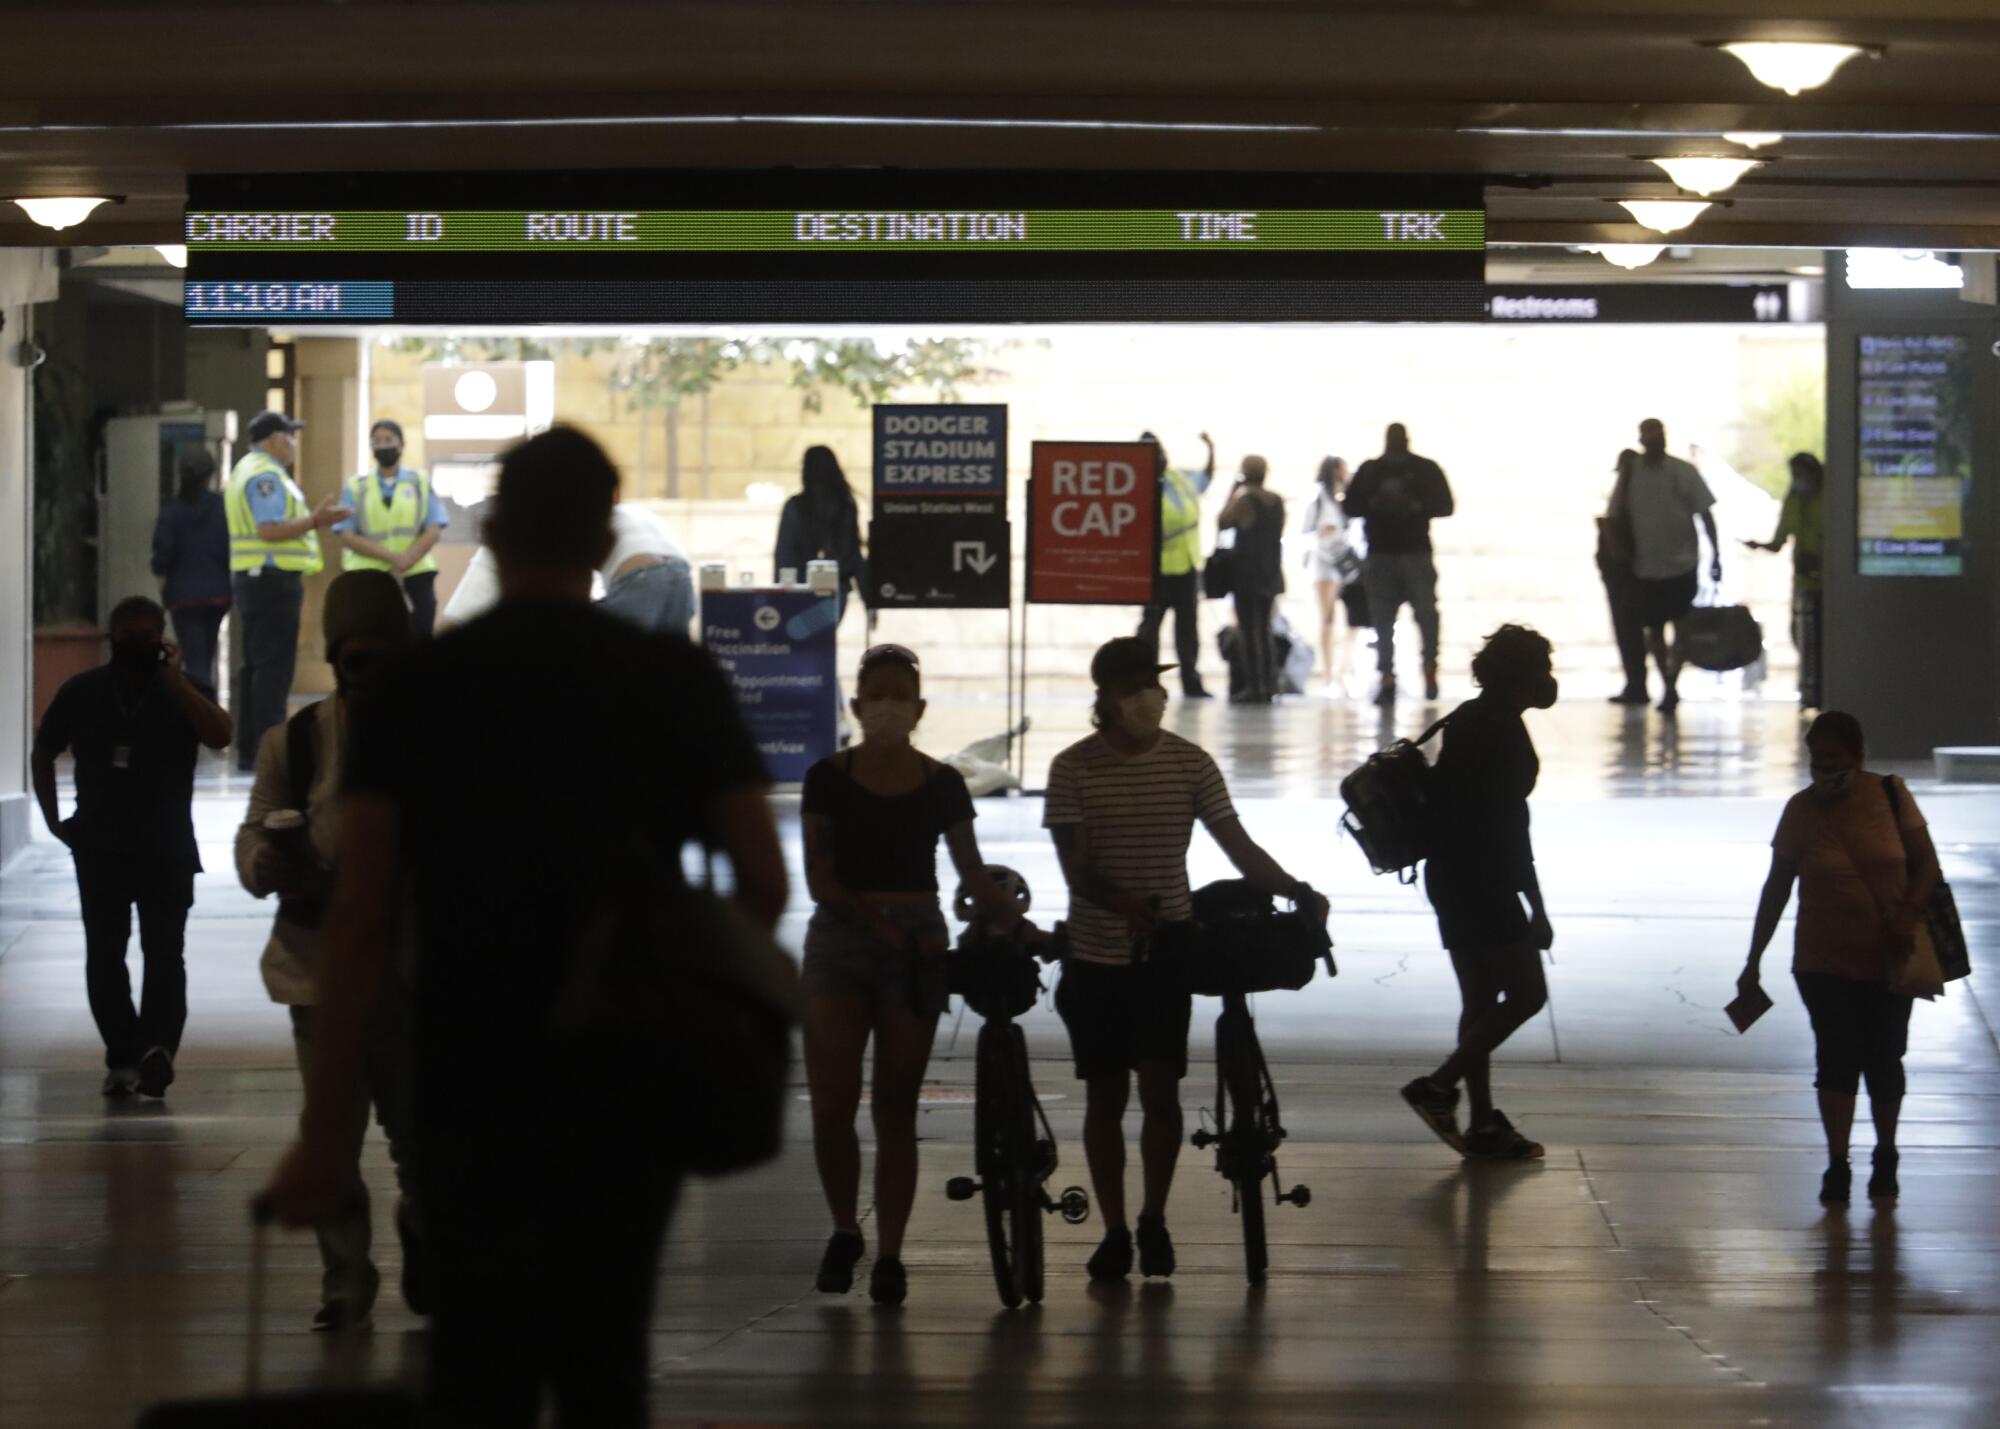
[1425,693,1538,889]
[801,752,974,894]
[36,666,204,867]
[1344,453,1454,555]
[343,598,766,1062]
[1231,488,1288,597]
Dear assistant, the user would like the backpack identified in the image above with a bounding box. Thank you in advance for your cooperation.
[1339,716,1449,882]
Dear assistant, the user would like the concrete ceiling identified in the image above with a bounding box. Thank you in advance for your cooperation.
[4,1,2000,258]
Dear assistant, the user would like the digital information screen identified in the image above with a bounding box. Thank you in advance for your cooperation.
[183,170,1484,325]
[1858,333,1973,577]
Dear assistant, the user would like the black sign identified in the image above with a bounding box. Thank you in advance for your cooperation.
[873,404,1008,500]
[1485,284,1791,324]
[869,506,1011,610]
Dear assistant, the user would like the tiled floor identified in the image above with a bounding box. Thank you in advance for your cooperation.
[3,696,1996,1426]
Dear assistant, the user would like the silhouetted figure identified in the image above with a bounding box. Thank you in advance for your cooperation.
[1399,624,1558,1161]
[775,444,868,622]
[31,596,233,1098]
[801,643,1023,1307]
[333,418,450,638]
[237,569,422,1332]
[1301,456,1357,694]
[1739,712,1938,1205]
[1047,637,1325,1283]
[1597,449,1651,705]
[1134,429,1216,699]
[438,504,694,636]
[1606,418,1719,715]
[262,425,786,1428]
[149,447,231,690]
[1344,423,1453,706]
[1745,453,1826,710]
[1218,454,1286,704]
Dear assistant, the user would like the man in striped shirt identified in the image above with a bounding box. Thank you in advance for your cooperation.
[1046,637,1326,1283]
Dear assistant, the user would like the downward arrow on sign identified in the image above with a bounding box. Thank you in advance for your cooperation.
[953,541,999,575]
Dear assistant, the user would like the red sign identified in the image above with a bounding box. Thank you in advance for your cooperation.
[1026,442,1161,605]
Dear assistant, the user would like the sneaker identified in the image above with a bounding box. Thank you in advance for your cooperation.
[1135,1215,1175,1279]
[816,1230,865,1294]
[1820,1159,1852,1205]
[136,1047,175,1099]
[1374,677,1398,708]
[868,1256,908,1307]
[311,1301,372,1333]
[1087,1227,1133,1282]
[1184,685,1214,701]
[1399,1076,1464,1153]
[1463,1110,1544,1161]
[396,1199,431,1316]
[1868,1148,1899,1201]
[102,1067,140,1098]
[1423,667,1441,702]
[1657,691,1681,716]
[1608,688,1649,706]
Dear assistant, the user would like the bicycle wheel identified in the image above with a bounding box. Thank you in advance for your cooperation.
[1003,1028,1046,1304]
[976,1025,1025,1308]
[1218,1011,1270,1285]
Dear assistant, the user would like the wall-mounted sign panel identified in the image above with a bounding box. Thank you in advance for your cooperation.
[1857,333,1973,577]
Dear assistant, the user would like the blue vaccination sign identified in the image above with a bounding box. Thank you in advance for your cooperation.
[700,587,840,783]
[184,280,393,320]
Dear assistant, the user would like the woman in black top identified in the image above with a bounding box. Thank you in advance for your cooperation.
[1399,625,1558,1161]
[774,445,868,622]
[149,448,232,690]
[1218,455,1287,704]
[801,643,1019,1306]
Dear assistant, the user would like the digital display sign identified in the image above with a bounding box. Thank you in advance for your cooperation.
[1858,333,1973,576]
[183,170,1484,325]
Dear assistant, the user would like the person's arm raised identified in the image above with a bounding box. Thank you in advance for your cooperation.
[160,642,233,749]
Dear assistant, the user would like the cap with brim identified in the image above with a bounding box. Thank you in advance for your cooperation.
[1090,636,1176,690]
[247,410,305,443]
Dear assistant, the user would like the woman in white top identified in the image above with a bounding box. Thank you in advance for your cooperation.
[1300,457,1355,693]
[440,503,693,636]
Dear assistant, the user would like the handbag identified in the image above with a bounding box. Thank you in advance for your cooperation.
[1202,545,1235,600]
[1885,777,1970,983]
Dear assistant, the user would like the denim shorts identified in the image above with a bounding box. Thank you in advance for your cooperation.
[600,557,695,637]
[801,903,950,1015]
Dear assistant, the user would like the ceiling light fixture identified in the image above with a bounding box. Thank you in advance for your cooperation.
[152,244,187,268]
[1618,200,1712,235]
[1845,249,1964,290]
[1584,244,1666,270]
[1646,156,1763,195]
[10,196,112,230]
[1714,41,1873,96]
[1723,131,1784,149]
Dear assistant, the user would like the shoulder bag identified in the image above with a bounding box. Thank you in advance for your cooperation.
[1885,777,1970,985]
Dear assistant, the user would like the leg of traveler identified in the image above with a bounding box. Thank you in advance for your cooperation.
[402,570,437,638]
[131,860,193,1063]
[1601,566,1648,700]
[870,1005,941,1262]
[234,571,304,769]
[1136,595,1169,664]
[1794,971,1863,1200]
[73,852,140,1070]
[1432,943,1547,1115]
[656,556,695,638]
[360,984,426,1313]
[1403,555,1442,698]
[547,1153,679,1429]
[171,605,225,692]
[1082,1073,1131,1231]
[1796,587,1822,709]
[1442,948,1500,1127]
[1134,1059,1184,1219]
[290,1007,380,1327]
[424,1152,543,1429]
[1646,625,1678,713]
[1167,571,1206,696]
[804,992,871,1243]
[1861,988,1914,1147]
[231,573,258,769]
[1364,557,1404,685]
[1238,592,1277,702]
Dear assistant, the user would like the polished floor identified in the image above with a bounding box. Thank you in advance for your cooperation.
[3,697,1998,1426]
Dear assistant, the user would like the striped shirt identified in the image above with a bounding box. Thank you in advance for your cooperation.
[1044,731,1238,965]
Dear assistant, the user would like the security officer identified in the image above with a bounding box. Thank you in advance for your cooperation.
[1134,429,1216,700]
[226,411,349,773]
[333,419,450,638]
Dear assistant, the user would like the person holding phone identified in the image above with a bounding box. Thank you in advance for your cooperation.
[31,596,232,1098]
[800,643,1023,1307]
[1742,452,1827,710]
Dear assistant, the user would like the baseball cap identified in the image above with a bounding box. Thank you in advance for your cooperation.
[1090,636,1175,690]
[247,410,305,443]
[322,569,409,660]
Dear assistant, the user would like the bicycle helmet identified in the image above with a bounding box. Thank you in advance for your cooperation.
[954,866,1032,924]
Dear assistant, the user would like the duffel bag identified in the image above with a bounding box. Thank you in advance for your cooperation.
[1161,880,1333,996]
[1679,604,1764,672]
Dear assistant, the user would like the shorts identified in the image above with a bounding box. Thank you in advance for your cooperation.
[1636,568,1698,630]
[800,903,949,1016]
[1425,865,1530,952]
[1054,954,1194,1082]
[1794,970,1913,1095]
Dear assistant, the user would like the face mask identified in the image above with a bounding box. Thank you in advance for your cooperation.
[1119,688,1168,736]
[1530,675,1559,710]
[856,698,919,746]
[111,638,160,676]
[335,649,379,697]
[1813,769,1855,802]
[373,446,401,469]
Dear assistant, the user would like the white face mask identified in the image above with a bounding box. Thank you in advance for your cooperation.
[1813,768,1855,803]
[856,698,919,746]
[1119,688,1169,736]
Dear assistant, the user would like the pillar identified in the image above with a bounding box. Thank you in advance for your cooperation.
[291,337,364,696]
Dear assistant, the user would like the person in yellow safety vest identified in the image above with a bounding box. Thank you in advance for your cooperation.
[333,419,450,639]
[1134,429,1217,700]
[225,411,351,773]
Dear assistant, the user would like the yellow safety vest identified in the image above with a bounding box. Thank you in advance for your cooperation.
[339,468,439,576]
[1159,466,1206,577]
[225,450,323,575]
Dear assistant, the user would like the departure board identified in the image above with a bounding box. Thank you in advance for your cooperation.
[183,170,1484,324]
[1858,333,1974,576]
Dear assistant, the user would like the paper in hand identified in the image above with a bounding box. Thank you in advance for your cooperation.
[1726,984,1773,1034]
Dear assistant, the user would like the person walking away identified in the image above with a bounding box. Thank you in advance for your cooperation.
[150,446,232,692]
[1301,456,1355,694]
[1607,418,1720,715]
[1737,711,1936,1205]
[225,410,349,772]
[1344,424,1453,705]
[260,425,787,1428]
[237,570,425,1332]
[334,419,449,639]
[1597,449,1651,705]
[1046,637,1326,1281]
[598,504,696,636]
[801,643,1025,1307]
[1399,625,1558,1161]
[1218,455,1286,705]
[32,597,233,1098]
[775,445,869,625]
[1134,430,1216,700]
[1744,453,1827,710]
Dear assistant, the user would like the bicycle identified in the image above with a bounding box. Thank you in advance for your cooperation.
[1180,881,1335,1286]
[942,870,1091,1309]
